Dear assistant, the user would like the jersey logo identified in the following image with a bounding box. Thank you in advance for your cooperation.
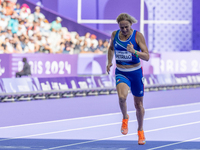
[115,41,127,50]
[142,77,145,84]
[117,79,120,82]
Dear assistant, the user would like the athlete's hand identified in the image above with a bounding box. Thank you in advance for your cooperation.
[107,63,113,74]
[127,42,135,53]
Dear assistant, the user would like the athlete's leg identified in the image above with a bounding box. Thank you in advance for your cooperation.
[134,96,144,131]
[117,83,129,119]
[134,96,146,145]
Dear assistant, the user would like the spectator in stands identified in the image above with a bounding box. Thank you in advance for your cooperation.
[0,30,6,42]
[12,33,20,43]
[4,37,21,53]
[35,32,45,53]
[17,21,26,36]
[1,36,7,51]
[20,4,31,15]
[0,1,7,15]
[94,39,104,54]
[51,17,62,32]
[15,57,31,78]
[19,19,26,26]
[42,17,51,31]
[43,33,52,53]
[35,32,52,53]
[20,34,26,51]
[33,6,44,22]
[19,5,29,20]
[7,12,19,34]
[23,17,30,29]
[71,33,80,45]
[27,13,34,27]
[72,33,81,54]
[5,26,13,38]
[89,43,96,53]
[0,1,109,55]
[0,39,4,53]
[29,37,36,52]
[97,39,104,50]
[38,14,45,29]
[23,37,30,53]
[80,40,91,53]
[27,20,40,36]
[0,26,3,35]
[30,37,36,52]
[5,0,17,8]
[0,15,8,30]
[59,34,73,54]
[90,34,98,48]
[53,33,65,54]
[81,32,91,48]
[102,39,110,53]
[32,33,38,41]
[14,3,20,15]
[4,0,16,16]
[12,34,22,53]
[48,27,61,52]
[23,37,34,53]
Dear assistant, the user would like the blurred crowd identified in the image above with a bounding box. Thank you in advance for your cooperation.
[0,0,110,54]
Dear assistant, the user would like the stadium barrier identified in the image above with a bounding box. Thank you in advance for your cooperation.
[1,52,200,102]
[0,73,200,102]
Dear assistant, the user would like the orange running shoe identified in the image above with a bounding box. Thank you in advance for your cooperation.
[138,130,146,145]
[121,114,129,135]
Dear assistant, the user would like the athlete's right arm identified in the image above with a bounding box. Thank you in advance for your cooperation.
[107,31,116,74]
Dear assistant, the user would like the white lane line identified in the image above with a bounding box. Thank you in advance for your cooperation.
[0,110,200,142]
[0,111,122,129]
[145,110,200,121]
[1,102,200,129]
[42,121,200,150]
[147,137,200,150]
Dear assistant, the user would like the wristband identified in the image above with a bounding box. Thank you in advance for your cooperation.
[134,50,139,58]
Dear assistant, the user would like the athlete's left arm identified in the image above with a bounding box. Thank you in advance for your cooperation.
[135,32,149,61]
[127,32,149,61]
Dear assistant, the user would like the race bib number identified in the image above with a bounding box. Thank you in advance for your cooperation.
[115,51,132,61]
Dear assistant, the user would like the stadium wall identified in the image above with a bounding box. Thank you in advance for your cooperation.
[193,0,200,50]
[25,0,148,37]
[27,0,194,52]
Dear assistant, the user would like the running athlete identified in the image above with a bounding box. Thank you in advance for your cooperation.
[107,13,149,145]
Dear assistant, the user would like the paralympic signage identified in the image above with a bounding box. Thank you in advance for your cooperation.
[11,54,78,78]
[143,51,200,75]
[0,52,200,78]
[0,54,108,78]
[159,52,200,74]
[77,54,107,75]
[142,51,200,75]
[0,54,12,78]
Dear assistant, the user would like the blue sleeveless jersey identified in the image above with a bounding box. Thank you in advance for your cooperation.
[113,30,141,65]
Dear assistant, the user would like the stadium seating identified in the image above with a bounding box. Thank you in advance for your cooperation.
[0,0,110,54]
